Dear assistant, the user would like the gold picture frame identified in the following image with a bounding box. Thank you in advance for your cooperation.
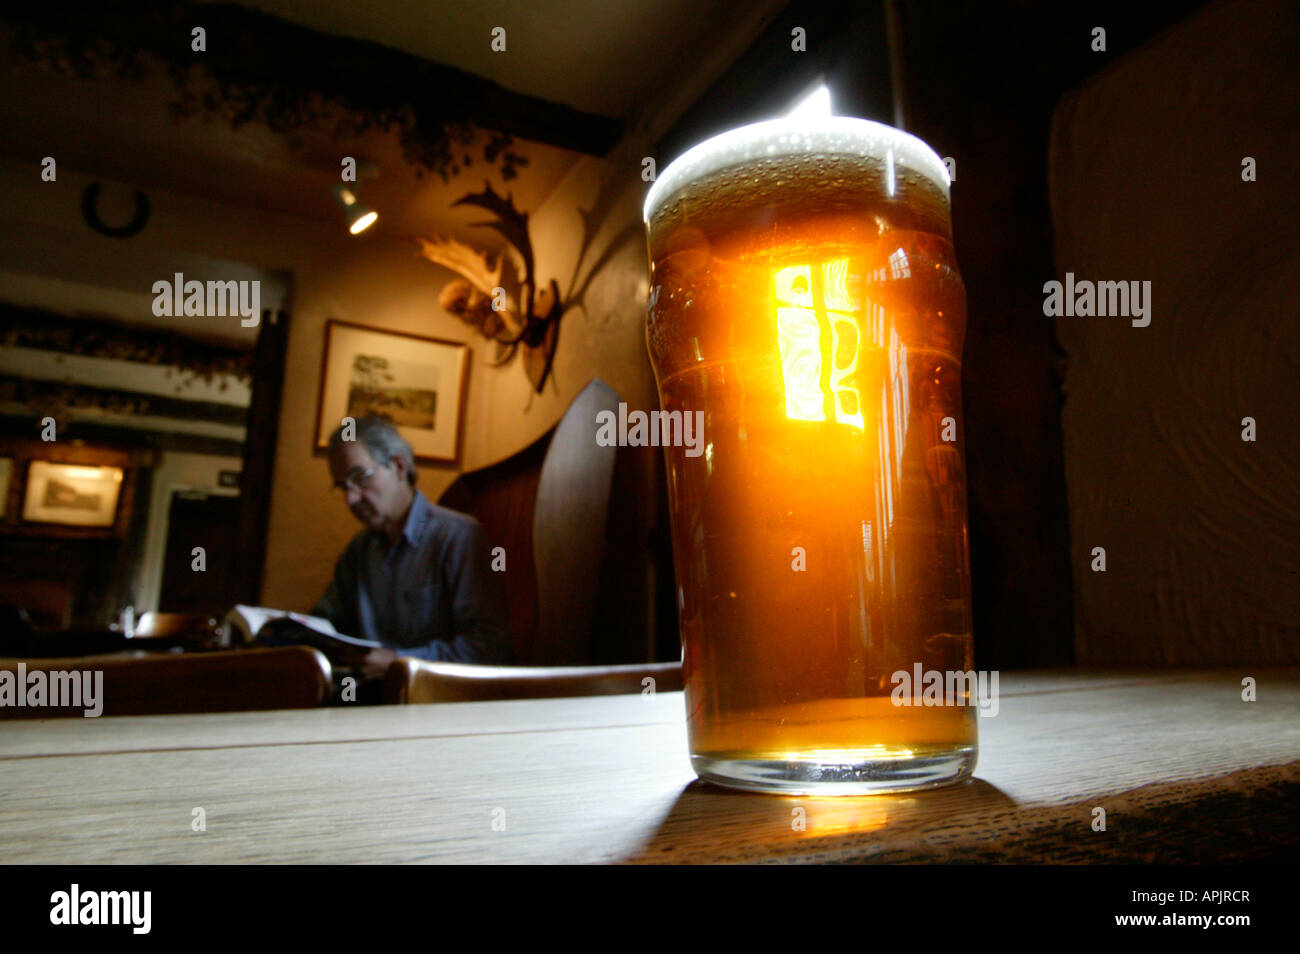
[22,461,124,528]
[314,320,470,465]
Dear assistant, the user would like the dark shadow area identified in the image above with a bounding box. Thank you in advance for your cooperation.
[655,0,1214,670]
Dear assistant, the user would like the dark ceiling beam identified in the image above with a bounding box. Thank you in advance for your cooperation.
[0,302,253,380]
[0,377,249,428]
[1,1,623,170]
[0,415,244,458]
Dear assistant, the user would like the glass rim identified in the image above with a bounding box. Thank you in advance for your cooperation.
[643,115,951,225]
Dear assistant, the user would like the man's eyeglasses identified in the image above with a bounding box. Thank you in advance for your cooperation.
[332,467,376,493]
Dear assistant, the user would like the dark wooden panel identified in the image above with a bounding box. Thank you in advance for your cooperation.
[533,379,620,664]
[440,379,675,666]
[894,1,1207,667]
[235,308,288,605]
[439,430,549,665]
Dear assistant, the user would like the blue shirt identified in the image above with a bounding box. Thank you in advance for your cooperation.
[312,490,510,663]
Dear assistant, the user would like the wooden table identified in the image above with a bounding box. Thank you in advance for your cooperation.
[1,668,1296,863]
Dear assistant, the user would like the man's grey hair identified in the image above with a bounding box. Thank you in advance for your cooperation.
[328,416,417,486]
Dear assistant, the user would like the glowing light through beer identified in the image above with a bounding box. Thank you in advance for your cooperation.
[777,315,825,422]
[888,248,911,279]
[774,264,823,423]
[773,260,865,429]
[792,796,916,836]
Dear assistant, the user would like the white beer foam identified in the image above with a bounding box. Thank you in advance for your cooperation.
[644,116,951,223]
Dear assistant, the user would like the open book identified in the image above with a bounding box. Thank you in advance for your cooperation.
[223,605,382,654]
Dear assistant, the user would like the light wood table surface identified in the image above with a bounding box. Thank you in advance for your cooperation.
[1,668,1296,863]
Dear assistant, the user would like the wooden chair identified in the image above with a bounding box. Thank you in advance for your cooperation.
[0,646,332,719]
[134,611,215,638]
[132,611,222,650]
[0,581,72,631]
[440,377,676,666]
[381,657,683,705]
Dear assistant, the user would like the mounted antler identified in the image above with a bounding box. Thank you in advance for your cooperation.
[417,234,525,346]
[418,183,566,392]
[416,235,504,298]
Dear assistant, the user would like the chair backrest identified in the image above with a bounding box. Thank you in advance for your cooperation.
[381,658,683,704]
[440,378,622,665]
[438,426,548,663]
[0,582,72,630]
[532,378,620,663]
[134,611,217,639]
[0,647,332,718]
[124,612,222,654]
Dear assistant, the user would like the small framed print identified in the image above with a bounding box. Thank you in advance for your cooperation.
[22,461,124,527]
[314,321,469,465]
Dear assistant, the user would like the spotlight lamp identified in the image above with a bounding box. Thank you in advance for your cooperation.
[334,184,377,235]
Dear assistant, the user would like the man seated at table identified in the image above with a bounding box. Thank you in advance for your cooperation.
[313,415,510,680]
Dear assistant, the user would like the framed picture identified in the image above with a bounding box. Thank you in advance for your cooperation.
[22,461,124,527]
[314,320,470,465]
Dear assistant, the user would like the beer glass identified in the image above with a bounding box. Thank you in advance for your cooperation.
[644,116,977,793]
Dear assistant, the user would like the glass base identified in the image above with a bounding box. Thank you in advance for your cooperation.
[692,745,977,795]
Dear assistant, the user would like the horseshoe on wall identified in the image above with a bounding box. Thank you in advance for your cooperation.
[81,182,150,238]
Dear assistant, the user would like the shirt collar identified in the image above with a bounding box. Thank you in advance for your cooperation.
[379,489,430,558]
[398,489,432,549]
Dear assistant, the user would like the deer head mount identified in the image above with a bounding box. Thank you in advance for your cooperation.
[418,184,563,394]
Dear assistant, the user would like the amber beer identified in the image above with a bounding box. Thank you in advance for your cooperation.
[644,117,976,793]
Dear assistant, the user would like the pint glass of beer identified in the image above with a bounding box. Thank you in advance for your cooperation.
[644,116,976,793]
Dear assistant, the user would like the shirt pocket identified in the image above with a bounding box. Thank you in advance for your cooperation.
[402,583,443,638]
